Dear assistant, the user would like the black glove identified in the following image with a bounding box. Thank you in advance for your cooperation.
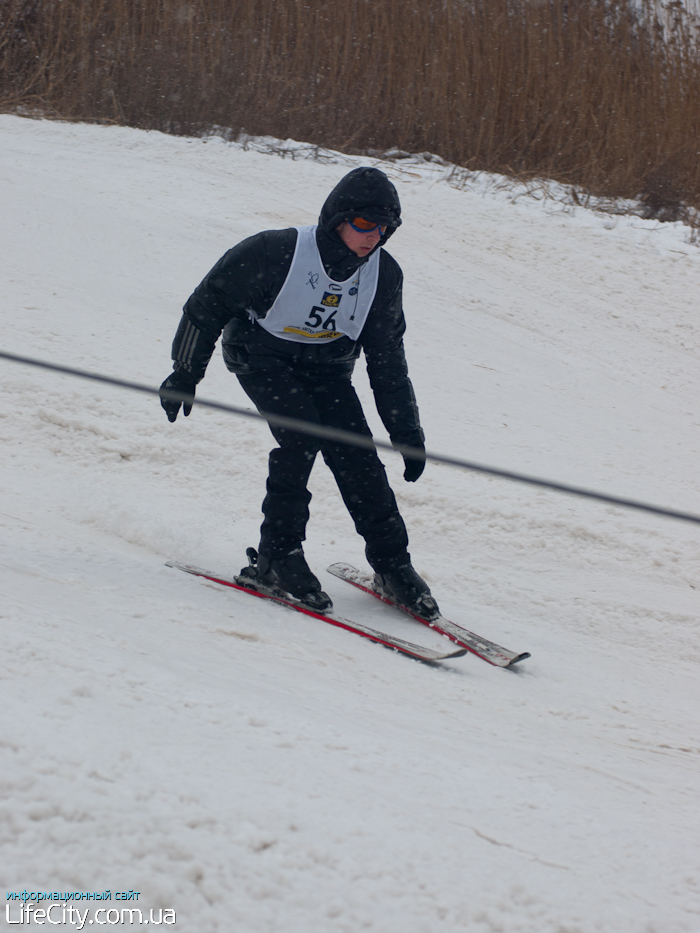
[159,370,196,422]
[402,444,426,483]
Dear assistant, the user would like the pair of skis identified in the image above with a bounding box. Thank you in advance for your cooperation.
[167,559,530,668]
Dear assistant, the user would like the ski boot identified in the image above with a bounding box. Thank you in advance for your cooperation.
[373,562,440,621]
[238,548,333,613]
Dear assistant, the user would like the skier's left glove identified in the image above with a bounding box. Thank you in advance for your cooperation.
[402,444,426,482]
[159,370,196,422]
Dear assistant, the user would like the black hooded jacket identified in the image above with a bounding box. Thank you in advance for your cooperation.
[170,167,424,448]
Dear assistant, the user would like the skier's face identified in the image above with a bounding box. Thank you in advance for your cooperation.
[337,220,382,257]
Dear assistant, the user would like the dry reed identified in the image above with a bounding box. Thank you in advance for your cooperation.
[2,0,700,212]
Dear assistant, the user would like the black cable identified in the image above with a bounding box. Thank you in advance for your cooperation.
[2,348,699,526]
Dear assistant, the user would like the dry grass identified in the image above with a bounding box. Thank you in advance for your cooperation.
[2,0,700,213]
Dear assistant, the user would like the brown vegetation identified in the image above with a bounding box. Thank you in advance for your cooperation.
[2,0,700,213]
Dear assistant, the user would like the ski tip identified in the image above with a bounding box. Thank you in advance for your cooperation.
[408,645,469,662]
[506,652,532,667]
[447,648,469,659]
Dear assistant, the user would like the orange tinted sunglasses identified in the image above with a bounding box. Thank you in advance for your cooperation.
[348,217,388,234]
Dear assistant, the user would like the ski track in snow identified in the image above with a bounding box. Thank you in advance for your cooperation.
[1,115,699,932]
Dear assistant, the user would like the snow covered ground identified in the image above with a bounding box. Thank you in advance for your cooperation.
[1,114,700,932]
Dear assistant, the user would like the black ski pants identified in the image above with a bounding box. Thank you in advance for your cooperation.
[237,367,409,573]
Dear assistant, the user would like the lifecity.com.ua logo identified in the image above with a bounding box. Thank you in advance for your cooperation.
[5,890,176,926]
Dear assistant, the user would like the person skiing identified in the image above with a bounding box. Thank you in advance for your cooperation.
[159,166,439,618]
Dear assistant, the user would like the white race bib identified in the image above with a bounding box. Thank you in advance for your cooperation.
[256,225,380,344]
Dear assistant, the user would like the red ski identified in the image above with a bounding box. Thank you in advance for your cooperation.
[166,561,467,663]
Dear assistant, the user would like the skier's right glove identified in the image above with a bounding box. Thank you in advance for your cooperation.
[159,370,196,422]
[402,443,426,482]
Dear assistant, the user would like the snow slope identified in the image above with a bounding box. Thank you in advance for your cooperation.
[1,114,699,932]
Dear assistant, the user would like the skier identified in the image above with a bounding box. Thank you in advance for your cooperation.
[159,166,438,618]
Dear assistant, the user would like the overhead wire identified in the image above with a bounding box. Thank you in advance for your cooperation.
[2,348,699,527]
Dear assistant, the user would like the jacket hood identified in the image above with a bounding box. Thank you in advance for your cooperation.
[316,167,402,278]
[319,166,402,235]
